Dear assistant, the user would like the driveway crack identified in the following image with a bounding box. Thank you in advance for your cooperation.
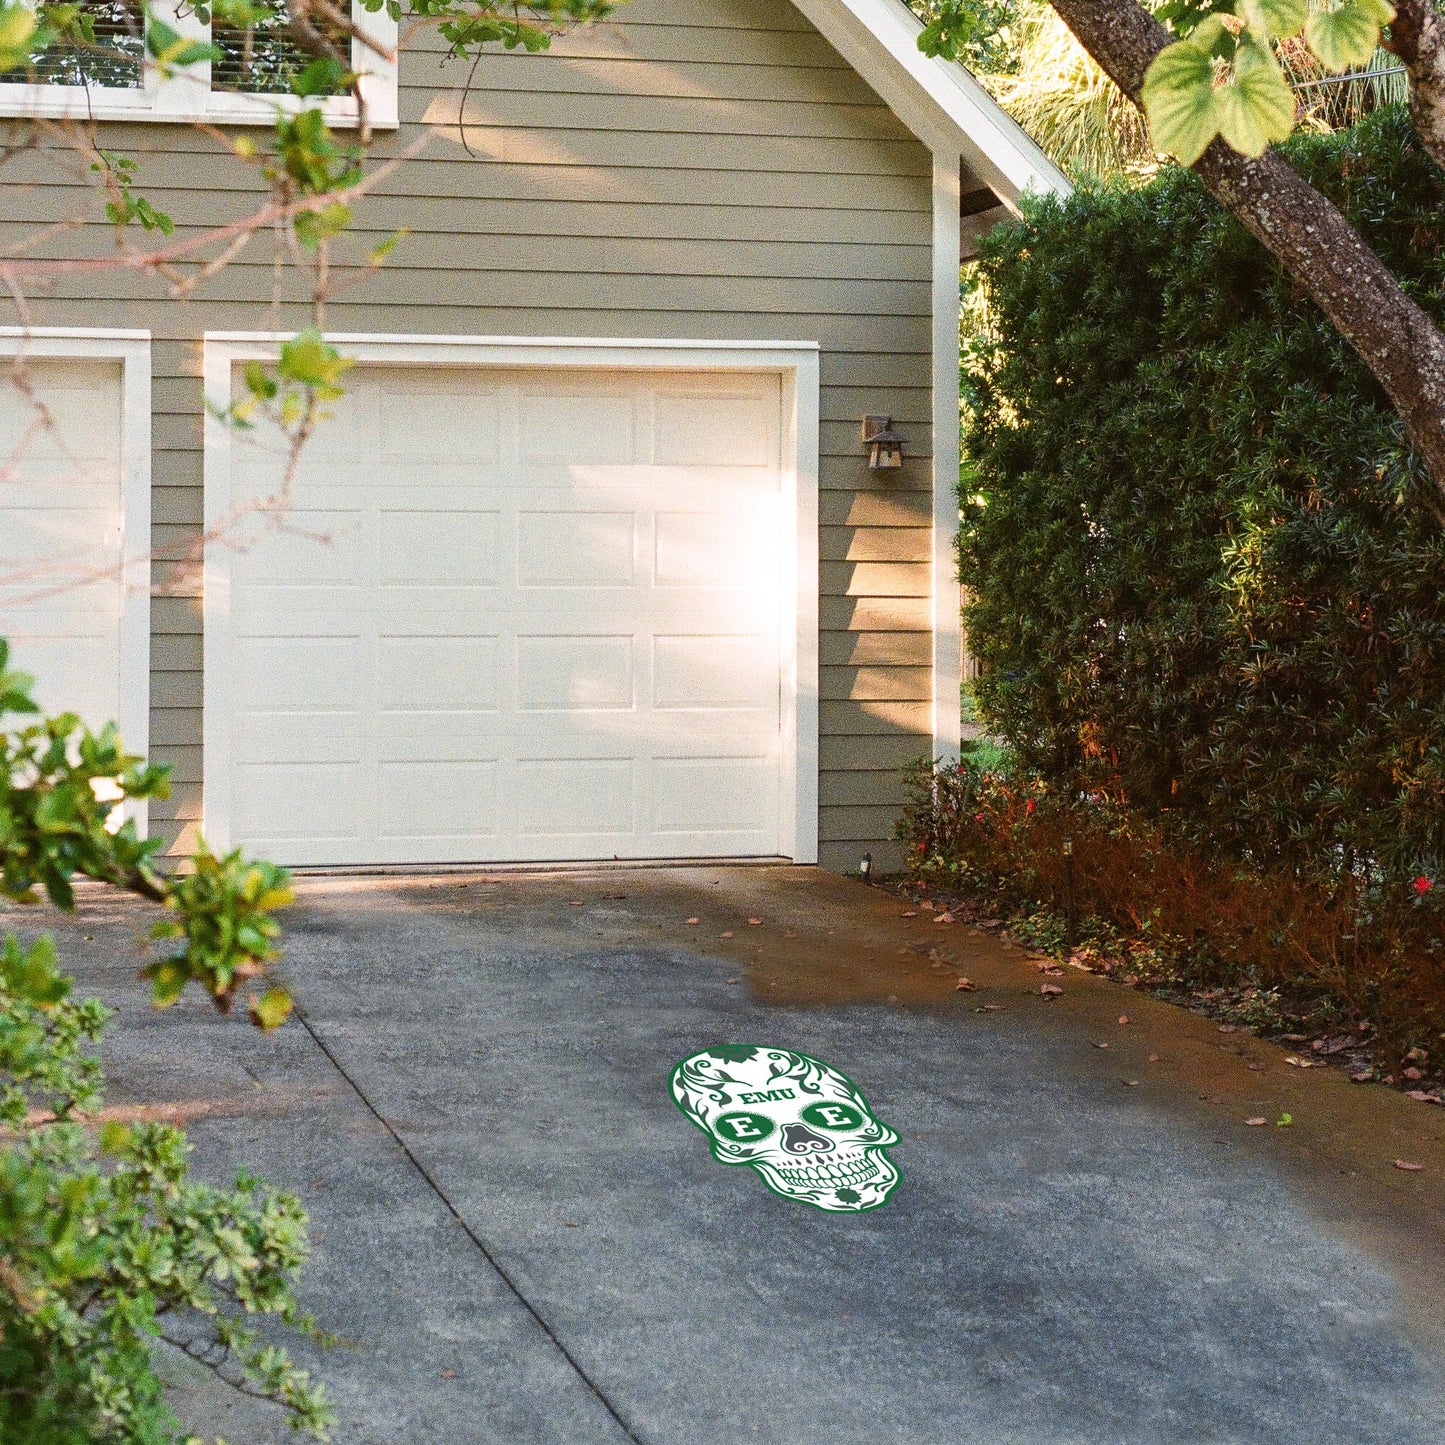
[293,1007,642,1443]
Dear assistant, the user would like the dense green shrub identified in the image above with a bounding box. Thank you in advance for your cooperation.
[961,106,1445,885]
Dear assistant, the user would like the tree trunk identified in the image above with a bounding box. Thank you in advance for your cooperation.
[1391,0,1445,172]
[1048,0,1445,518]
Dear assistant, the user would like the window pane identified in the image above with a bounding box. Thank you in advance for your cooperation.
[19,1,144,89]
[212,0,348,95]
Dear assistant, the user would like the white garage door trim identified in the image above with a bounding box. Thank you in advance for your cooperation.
[201,332,820,866]
[0,327,152,833]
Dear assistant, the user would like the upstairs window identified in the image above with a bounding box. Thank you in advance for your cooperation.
[0,0,396,126]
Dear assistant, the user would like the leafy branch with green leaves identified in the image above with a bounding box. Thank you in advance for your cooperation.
[1142,0,1397,163]
[0,634,333,1438]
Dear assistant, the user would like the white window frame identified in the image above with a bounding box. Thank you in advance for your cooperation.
[0,327,152,834]
[201,332,821,866]
[0,1,397,128]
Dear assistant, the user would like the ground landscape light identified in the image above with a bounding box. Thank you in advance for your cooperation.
[862,415,904,470]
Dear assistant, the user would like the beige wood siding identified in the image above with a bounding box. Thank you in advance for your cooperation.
[0,0,967,871]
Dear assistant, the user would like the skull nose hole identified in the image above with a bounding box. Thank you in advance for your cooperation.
[780,1123,835,1155]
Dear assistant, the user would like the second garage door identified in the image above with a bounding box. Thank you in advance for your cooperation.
[211,363,790,866]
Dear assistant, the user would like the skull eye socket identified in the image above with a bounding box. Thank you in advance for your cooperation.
[714,1111,776,1144]
[800,1101,866,1132]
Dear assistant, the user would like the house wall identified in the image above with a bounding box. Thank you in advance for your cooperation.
[0,0,959,871]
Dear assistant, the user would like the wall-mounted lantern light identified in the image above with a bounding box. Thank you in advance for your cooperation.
[862,415,904,470]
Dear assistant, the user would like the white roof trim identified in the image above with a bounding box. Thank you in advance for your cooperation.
[790,0,1071,207]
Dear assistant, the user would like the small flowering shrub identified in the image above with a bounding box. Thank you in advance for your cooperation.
[899,753,1445,1066]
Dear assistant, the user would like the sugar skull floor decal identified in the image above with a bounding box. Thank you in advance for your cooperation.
[670,1046,900,1211]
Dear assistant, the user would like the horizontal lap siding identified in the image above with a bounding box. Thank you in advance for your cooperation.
[0,0,938,866]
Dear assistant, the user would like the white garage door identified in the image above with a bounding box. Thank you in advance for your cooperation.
[214,364,789,866]
[0,356,129,730]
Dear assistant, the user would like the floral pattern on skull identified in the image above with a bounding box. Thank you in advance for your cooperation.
[669,1046,900,1212]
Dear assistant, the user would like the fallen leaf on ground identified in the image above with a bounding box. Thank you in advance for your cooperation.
[887,994,900,1005]
[976,1003,1003,1012]
[901,910,917,917]
[1091,1041,1110,1050]
[978,918,1002,929]
[1284,1056,1317,1068]
[1037,964,1065,976]
[441,1369,456,1378]
[1248,1063,1266,1072]
[1118,1015,1130,1025]
[568,901,584,908]
[725,977,740,984]
[747,917,762,925]
[720,930,734,938]
[1122,1079,1139,1087]
[1148,1053,1160,1063]
[1040,983,1063,998]
[934,912,954,925]
[1395,1159,1425,1172]
[955,977,978,991]
[1350,1070,1373,1082]
[1406,1090,1443,1104]
[920,901,936,911]
[1217,1024,1237,1034]
[1404,1067,1425,1081]
[1245,1117,1268,1127]
[684,917,700,925]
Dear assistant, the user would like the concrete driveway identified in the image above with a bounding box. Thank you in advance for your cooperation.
[44,866,1445,1443]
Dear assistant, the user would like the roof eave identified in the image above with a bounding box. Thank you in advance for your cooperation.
[789,0,1072,209]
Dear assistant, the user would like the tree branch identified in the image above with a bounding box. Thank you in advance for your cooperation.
[1391,0,1445,170]
[1049,0,1445,516]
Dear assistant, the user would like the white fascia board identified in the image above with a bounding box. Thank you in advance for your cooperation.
[791,0,1071,207]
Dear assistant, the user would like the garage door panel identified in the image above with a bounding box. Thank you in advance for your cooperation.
[654,390,778,468]
[237,636,363,711]
[0,360,122,470]
[515,634,634,712]
[220,363,787,865]
[653,635,777,710]
[233,762,364,841]
[379,378,500,464]
[231,514,365,586]
[655,510,775,587]
[519,389,635,464]
[653,757,777,835]
[515,758,635,836]
[517,510,635,587]
[376,760,498,839]
[381,510,500,586]
[376,634,499,712]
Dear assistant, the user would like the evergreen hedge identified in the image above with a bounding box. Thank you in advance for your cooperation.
[961,107,1445,885]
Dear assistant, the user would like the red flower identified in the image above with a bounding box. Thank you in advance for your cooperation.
[974,812,985,823]
[1025,798,1036,815]
[1413,876,1434,897]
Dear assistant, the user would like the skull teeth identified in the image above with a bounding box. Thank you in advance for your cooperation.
[774,1155,881,1187]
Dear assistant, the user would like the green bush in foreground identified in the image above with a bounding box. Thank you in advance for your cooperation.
[961,106,1445,887]
[0,640,330,1441]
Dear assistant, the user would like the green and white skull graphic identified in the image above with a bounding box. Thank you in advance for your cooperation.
[669,1046,900,1211]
